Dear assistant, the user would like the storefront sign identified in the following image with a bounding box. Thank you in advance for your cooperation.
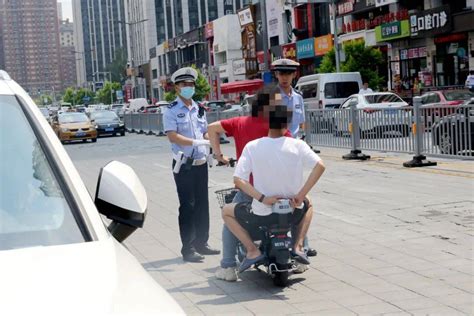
[266,0,281,38]
[338,0,354,15]
[400,47,426,60]
[282,43,296,60]
[375,20,410,42]
[296,38,315,60]
[205,22,214,39]
[375,0,398,7]
[314,34,333,56]
[342,9,409,34]
[238,7,253,26]
[232,59,246,75]
[410,5,451,38]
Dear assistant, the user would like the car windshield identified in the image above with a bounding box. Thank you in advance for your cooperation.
[58,112,88,123]
[364,94,404,104]
[299,83,318,98]
[324,82,360,99]
[90,111,118,120]
[0,95,86,250]
[443,91,474,101]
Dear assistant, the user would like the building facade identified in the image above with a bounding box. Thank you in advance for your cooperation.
[150,0,254,101]
[334,0,474,92]
[73,0,127,88]
[0,0,62,94]
[59,19,77,90]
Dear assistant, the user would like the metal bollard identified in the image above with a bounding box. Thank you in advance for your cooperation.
[403,97,437,167]
[343,102,370,160]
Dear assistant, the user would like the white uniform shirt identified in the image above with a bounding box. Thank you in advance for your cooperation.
[234,137,321,216]
[359,87,374,95]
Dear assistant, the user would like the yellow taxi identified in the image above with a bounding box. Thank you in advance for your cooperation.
[53,112,97,143]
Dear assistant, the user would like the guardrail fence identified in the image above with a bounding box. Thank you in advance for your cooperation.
[305,97,473,166]
[124,99,472,166]
[123,110,245,136]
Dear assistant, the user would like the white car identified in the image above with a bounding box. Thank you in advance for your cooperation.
[0,70,184,315]
[335,92,410,137]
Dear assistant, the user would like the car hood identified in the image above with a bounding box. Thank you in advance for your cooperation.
[0,238,184,315]
[60,122,92,129]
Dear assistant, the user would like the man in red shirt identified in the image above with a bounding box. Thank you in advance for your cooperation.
[208,91,315,281]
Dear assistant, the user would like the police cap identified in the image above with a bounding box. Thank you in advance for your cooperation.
[271,58,300,72]
[171,67,198,84]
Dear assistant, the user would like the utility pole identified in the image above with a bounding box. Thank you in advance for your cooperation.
[332,0,340,72]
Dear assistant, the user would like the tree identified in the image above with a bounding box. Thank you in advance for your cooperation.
[96,81,122,104]
[34,94,52,106]
[63,87,95,105]
[164,66,211,102]
[318,41,385,90]
[106,48,128,84]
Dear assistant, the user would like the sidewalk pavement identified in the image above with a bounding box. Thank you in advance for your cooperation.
[67,134,473,315]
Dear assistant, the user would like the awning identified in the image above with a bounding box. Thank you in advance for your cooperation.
[220,79,264,94]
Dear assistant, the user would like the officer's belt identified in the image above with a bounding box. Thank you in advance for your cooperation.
[173,153,207,166]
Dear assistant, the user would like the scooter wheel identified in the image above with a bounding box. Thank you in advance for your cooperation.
[273,271,289,287]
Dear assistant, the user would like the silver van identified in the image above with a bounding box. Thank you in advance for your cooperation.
[295,72,363,109]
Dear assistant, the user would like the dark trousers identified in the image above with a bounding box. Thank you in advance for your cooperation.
[172,160,210,256]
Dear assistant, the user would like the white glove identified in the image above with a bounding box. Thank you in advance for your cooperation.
[192,139,210,147]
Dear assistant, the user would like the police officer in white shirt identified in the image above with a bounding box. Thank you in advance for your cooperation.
[163,67,220,262]
[271,58,305,137]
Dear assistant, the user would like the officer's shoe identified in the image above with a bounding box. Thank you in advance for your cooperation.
[182,251,205,262]
[307,248,318,257]
[195,244,221,255]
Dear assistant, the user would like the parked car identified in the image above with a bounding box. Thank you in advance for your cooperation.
[295,72,362,109]
[89,110,125,137]
[52,112,97,143]
[432,98,474,155]
[335,92,410,138]
[420,90,474,129]
[0,70,184,315]
[39,107,52,124]
[201,100,228,112]
[420,90,474,107]
[155,100,170,114]
[111,103,125,117]
[222,103,243,113]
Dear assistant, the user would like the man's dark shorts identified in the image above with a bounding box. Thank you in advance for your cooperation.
[234,199,310,233]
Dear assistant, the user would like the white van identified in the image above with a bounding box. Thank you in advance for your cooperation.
[127,98,149,113]
[295,72,362,109]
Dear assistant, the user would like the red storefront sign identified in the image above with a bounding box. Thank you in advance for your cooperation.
[434,33,467,44]
[124,85,132,102]
[281,43,297,60]
[342,9,409,34]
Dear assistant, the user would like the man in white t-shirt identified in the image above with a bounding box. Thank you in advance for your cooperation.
[359,82,374,94]
[222,100,326,273]
[465,70,474,92]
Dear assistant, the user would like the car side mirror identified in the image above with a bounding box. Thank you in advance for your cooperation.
[95,161,147,242]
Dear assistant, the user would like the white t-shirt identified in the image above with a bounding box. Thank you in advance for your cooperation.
[359,88,374,95]
[234,137,321,216]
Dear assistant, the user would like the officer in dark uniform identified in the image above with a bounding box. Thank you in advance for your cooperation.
[163,67,220,262]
